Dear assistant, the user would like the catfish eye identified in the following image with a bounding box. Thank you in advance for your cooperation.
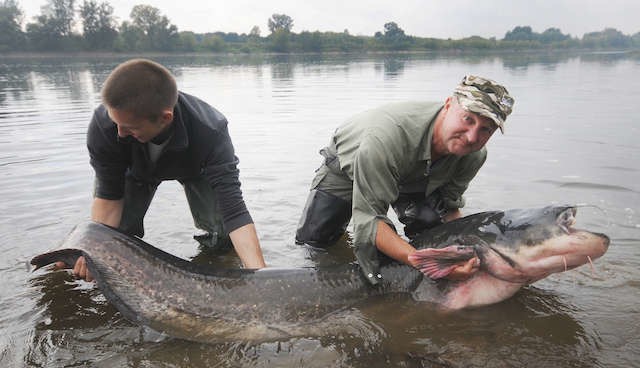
[556,208,577,234]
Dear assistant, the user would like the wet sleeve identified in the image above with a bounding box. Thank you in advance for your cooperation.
[201,124,253,233]
[87,110,128,200]
[439,149,487,210]
[350,134,400,274]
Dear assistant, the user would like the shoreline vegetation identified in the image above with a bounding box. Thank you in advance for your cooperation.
[2,49,638,60]
[1,1,639,55]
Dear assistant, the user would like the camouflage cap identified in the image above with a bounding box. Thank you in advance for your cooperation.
[453,75,514,133]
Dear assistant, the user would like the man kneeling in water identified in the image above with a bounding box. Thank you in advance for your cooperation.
[296,75,514,285]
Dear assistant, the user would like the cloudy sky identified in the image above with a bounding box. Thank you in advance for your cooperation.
[16,0,639,39]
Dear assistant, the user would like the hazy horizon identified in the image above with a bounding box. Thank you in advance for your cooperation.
[15,0,639,39]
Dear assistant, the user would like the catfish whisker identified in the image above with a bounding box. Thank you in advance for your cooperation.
[587,255,597,277]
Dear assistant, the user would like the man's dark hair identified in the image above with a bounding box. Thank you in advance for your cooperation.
[101,59,178,121]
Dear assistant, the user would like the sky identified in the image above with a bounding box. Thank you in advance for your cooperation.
[16,0,640,39]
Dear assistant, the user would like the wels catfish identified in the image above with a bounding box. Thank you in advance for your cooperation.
[31,205,609,343]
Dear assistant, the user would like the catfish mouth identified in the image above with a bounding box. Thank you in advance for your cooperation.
[523,207,610,281]
[557,206,610,242]
[557,206,610,248]
[481,206,610,284]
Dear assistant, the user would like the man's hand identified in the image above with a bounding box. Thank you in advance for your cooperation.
[442,257,479,281]
[408,246,480,281]
[54,256,94,282]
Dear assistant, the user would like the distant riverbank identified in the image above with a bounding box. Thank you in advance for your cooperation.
[1,48,637,60]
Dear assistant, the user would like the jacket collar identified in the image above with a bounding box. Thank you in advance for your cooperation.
[163,95,188,152]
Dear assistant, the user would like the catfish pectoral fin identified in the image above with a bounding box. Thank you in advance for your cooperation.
[30,249,83,271]
[408,245,477,279]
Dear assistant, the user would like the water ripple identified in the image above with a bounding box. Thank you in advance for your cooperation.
[535,179,636,193]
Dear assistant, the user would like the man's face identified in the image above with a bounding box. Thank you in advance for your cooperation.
[437,97,497,156]
[107,108,172,143]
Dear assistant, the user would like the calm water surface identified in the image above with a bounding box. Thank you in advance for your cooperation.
[0,52,639,367]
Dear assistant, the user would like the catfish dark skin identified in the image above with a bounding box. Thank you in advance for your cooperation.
[31,205,609,343]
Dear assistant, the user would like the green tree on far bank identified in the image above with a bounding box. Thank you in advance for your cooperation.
[201,33,226,52]
[0,0,24,51]
[249,25,260,38]
[582,28,632,49]
[176,30,196,52]
[268,13,293,52]
[501,25,580,49]
[296,31,322,52]
[375,21,412,50]
[79,0,117,50]
[504,26,536,41]
[131,4,178,50]
[1,0,638,54]
[268,13,293,33]
[26,0,78,50]
[633,32,640,48]
[540,27,570,43]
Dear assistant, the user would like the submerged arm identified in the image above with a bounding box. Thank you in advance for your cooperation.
[229,223,266,269]
[91,197,124,227]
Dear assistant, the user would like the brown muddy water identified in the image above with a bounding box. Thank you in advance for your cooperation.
[1,52,639,367]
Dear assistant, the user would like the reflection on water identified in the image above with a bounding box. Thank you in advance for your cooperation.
[1,52,639,367]
[351,286,595,367]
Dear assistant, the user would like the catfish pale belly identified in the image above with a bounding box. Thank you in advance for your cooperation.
[31,205,609,343]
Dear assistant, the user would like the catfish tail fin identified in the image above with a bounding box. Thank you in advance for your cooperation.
[30,249,83,271]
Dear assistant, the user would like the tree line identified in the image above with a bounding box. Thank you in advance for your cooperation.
[1,0,639,53]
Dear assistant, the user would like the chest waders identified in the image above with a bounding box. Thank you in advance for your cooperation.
[295,146,352,247]
[115,172,231,251]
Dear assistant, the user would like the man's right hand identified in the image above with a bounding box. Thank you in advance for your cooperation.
[441,257,479,281]
[54,256,94,282]
[408,246,479,281]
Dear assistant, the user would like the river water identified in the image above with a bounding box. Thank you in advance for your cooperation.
[0,52,638,367]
